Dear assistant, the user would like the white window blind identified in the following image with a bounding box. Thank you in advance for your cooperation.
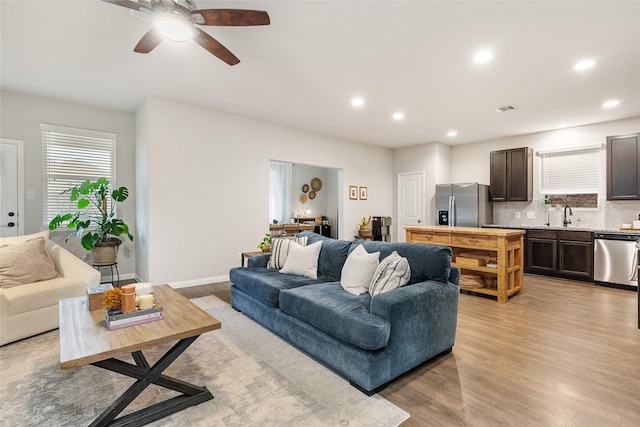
[539,146,602,194]
[42,123,117,225]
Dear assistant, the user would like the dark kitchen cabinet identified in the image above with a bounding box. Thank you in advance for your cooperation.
[526,229,593,281]
[526,230,557,274]
[607,133,640,200]
[490,147,533,201]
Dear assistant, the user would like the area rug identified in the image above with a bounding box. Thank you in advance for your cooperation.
[0,295,409,426]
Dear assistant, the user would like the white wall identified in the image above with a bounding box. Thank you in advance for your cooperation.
[392,142,451,228]
[136,98,393,286]
[0,91,137,277]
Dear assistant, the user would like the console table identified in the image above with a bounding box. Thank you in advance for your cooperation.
[406,226,525,303]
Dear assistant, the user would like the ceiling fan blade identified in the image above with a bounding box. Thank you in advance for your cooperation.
[134,28,164,54]
[101,0,145,11]
[191,9,270,26]
[193,29,240,66]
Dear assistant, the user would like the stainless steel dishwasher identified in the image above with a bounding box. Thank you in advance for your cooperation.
[593,232,640,289]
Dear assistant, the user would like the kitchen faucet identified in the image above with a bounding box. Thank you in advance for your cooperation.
[563,205,573,227]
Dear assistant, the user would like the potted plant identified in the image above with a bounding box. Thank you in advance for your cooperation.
[359,216,372,239]
[48,177,134,265]
[257,233,273,252]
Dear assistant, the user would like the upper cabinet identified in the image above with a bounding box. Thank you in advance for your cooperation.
[607,133,640,200]
[490,147,533,202]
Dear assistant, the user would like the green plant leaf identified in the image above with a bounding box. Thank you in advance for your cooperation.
[81,232,101,251]
[112,187,128,202]
[77,198,90,209]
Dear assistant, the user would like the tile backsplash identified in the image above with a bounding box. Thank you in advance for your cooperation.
[492,198,640,229]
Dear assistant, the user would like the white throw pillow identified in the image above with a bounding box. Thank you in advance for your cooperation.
[267,236,309,269]
[279,240,322,279]
[369,251,411,296]
[340,244,380,295]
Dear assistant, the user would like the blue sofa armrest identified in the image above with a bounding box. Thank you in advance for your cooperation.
[370,281,459,371]
[247,254,270,268]
[449,266,460,285]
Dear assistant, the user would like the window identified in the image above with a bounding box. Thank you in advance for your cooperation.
[42,123,116,225]
[268,160,293,223]
[539,145,602,194]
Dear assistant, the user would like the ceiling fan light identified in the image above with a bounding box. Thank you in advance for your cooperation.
[153,13,194,42]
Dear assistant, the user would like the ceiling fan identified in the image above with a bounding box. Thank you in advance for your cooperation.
[101,0,270,65]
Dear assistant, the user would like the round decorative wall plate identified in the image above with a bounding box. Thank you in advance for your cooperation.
[309,191,316,199]
[302,184,309,193]
[299,194,308,203]
[311,178,322,191]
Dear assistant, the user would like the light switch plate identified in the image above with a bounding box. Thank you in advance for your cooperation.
[515,212,521,219]
[527,211,535,219]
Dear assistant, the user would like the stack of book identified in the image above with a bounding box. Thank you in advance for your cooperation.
[105,304,164,330]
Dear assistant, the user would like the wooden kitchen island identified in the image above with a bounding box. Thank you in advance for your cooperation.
[406,226,525,303]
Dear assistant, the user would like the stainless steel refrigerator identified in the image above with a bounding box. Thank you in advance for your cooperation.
[435,183,492,227]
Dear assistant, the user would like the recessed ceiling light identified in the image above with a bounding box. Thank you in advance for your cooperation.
[351,97,364,107]
[447,130,458,137]
[392,112,405,121]
[473,49,493,64]
[573,60,595,71]
[602,99,620,108]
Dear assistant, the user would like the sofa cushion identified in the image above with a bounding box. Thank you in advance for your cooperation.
[340,244,379,296]
[369,251,411,296]
[0,237,59,288]
[229,267,323,307]
[356,241,452,285]
[279,283,391,351]
[1,276,83,315]
[279,241,322,279]
[298,231,351,281]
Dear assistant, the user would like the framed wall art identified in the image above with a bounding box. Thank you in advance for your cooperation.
[349,186,358,200]
[359,186,368,200]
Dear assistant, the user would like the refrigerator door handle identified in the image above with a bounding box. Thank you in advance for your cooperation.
[449,196,455,227]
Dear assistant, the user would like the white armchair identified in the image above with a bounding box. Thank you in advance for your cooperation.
[0,231,100,346]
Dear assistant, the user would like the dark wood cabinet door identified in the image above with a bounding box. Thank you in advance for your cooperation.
[490,150,508,201]
[527,237,557,273]
[558,240,593,280]
[607,133,640,200]
[490,147,532,201]
[508,147,532,201]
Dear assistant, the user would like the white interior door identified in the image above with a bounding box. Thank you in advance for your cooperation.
[397,172,424,242]
[0,139,24,237]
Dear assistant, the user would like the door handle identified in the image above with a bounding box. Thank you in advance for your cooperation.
[417,219,422,224]
[7,222,15,227]
[8,212,15,217]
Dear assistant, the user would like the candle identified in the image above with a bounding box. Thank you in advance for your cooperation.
[120,284,136,313]
[139,294,154,310]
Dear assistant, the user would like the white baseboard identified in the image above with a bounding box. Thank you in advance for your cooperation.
[169,275,230,289]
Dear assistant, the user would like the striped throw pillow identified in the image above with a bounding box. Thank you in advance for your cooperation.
[267,236,309,269]
[369,251,411,296]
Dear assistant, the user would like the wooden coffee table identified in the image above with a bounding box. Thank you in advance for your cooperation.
[59,284,221,427]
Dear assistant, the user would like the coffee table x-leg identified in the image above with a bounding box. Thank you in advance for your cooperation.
[89,336,213,427]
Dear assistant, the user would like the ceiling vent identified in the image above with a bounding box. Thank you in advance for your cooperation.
[494,104,517,113]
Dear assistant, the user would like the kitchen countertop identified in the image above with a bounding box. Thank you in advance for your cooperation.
[482,224,640,235]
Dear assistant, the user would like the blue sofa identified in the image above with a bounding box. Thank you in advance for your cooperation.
[229,231,460,394]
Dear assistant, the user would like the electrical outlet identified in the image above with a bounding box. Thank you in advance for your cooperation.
[527,211,535,219]
[515,212,521,219]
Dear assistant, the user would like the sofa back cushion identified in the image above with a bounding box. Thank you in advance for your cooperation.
[356,241,452,285]
[298,231,351,282]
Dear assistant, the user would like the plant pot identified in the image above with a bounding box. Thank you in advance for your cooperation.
[359,225,372,238]
[92,237,122,265]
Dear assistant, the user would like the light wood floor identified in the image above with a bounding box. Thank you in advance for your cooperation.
[176,275,640,426]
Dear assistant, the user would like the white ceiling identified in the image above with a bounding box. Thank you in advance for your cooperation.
[1,1,639,148]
